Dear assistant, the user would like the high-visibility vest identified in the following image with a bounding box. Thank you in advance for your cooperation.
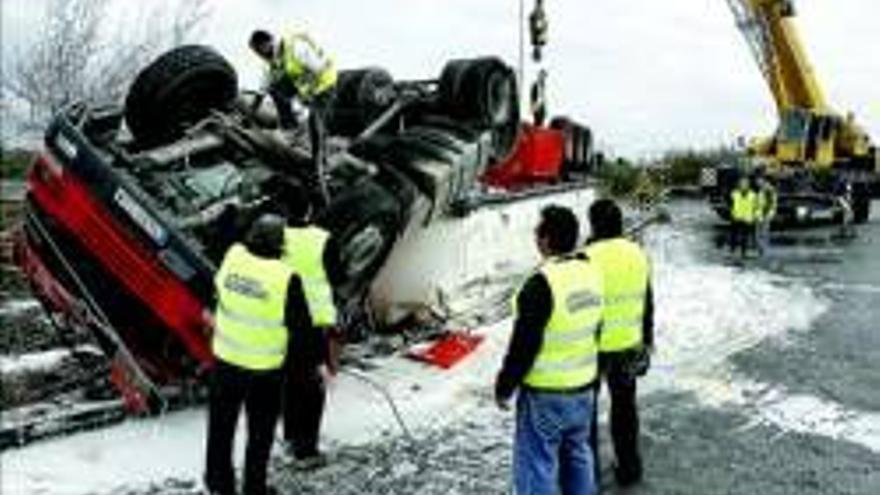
[271,32,338,100]
[755,186,777,221]
[731,189,757,224]
[213,244,293,370]
[584,238,650,353]
[282,226,337,327]
[521,257,603,390]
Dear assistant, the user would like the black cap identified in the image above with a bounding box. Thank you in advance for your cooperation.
[244,213,285,258]
[588,198,623,240]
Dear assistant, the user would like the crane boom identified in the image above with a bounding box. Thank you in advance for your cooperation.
[725,0,827,113]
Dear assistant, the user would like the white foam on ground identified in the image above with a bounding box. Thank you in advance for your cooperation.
[3,408,214,495]
[740,384,880,453]
[640,228,826,387]
[644,225,880,455]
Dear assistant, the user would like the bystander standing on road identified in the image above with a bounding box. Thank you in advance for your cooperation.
[729,177,758,258]
[204,214,315,495]
[278,190,341,471]
[496,205,603,495]
[584,199,654,488]
[754,174,777,255]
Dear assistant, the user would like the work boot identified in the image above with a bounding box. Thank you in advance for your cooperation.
[614,463,643,488]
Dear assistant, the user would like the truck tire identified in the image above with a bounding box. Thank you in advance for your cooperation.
[329,67,395,136]
[438,57,519,160]
[125,45,238,146]
[317,179,404,298]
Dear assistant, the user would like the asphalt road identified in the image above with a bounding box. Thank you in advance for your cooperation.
[625,200,880,495]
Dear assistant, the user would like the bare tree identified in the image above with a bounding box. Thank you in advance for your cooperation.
[2,0,212,132]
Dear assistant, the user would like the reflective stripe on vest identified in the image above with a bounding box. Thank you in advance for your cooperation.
[731,189,757,223]
[522,257,602,390]
[275,33,338,99]
[585,238,649,352]
[217,302,284,329]
[283,226,337,327]
[213,244,293,370]
[213,327,287,357]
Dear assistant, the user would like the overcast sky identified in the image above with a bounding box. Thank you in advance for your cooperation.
[3,0,879,157]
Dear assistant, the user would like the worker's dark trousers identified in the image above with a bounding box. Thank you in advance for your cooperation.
[283,362,326,458]
[728,221,750,255]
[268,78,299,129]
[591,352,643,485]
[205,360,283,495]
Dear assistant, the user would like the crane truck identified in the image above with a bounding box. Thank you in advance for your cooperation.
[702,0,880,224]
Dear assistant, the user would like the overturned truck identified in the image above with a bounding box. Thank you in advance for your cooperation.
[14,45,596,410]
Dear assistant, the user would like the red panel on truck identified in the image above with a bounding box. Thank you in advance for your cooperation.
[482,125,565,189]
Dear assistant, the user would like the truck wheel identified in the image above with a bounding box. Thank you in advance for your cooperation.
[317,179,404,298]
[329,67,395,136]
[439,57,519,160]
[125,45,238,146]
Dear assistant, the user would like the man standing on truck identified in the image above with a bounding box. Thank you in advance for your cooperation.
[205,214,315,495]
[278,191,341,470]
[729,177,757,257]
[496,205,602,495]
[584,199,654,488]
[249,28,338,173]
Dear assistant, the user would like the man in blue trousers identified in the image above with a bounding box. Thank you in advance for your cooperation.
[496,205,603,495]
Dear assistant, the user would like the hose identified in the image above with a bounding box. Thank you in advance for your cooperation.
[338,367,415,444]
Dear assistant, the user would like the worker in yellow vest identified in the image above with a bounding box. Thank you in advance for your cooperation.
[250,28,338,186]
[277,191,341,470]
[496,205,603,495]
[584,199,654,488]
[205,214,316,495]
[754,174,777,255]
[729,177,758,257]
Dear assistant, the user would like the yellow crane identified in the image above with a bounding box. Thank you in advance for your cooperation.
[712,0,879,223]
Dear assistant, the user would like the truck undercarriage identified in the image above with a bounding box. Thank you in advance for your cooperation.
[13,45,597,411]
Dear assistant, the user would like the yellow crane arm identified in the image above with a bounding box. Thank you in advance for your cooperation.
[726,0,827,113]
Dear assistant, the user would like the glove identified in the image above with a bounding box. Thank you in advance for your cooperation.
[626,346,652,377]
